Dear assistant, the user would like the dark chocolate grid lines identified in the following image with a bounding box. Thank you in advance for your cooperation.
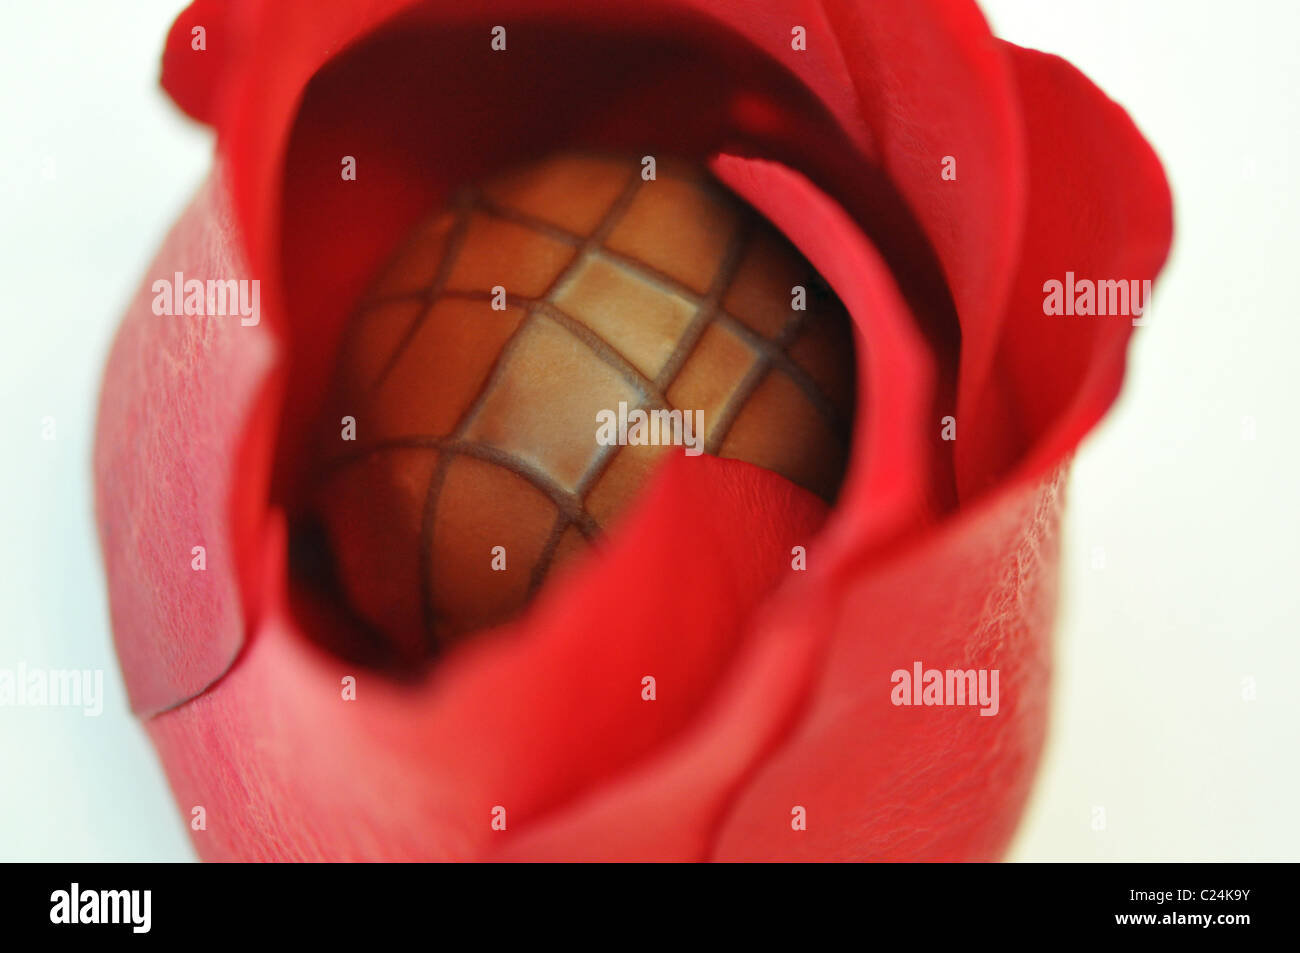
[325,155,854,642]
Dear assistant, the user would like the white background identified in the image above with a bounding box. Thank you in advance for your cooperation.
[0,0,1296,861]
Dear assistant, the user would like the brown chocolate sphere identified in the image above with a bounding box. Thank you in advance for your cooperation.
[314,153,855,650]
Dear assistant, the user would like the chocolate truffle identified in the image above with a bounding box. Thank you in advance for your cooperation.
[314,153,855,651]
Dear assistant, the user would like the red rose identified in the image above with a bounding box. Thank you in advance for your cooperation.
[94,0,1172,860]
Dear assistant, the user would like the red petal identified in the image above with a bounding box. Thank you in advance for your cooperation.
[712,158,940,564]
[821,0,1028,497]
[94,178,280,715]
[962,44,1174,491]
[711,468,1064,861]
[160,0,232,125]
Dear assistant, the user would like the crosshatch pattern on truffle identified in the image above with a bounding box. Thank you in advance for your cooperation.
[315,153,856,647]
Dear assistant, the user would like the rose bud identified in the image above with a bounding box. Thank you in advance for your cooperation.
[308,152,855,654]
[95,0,1173,861]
